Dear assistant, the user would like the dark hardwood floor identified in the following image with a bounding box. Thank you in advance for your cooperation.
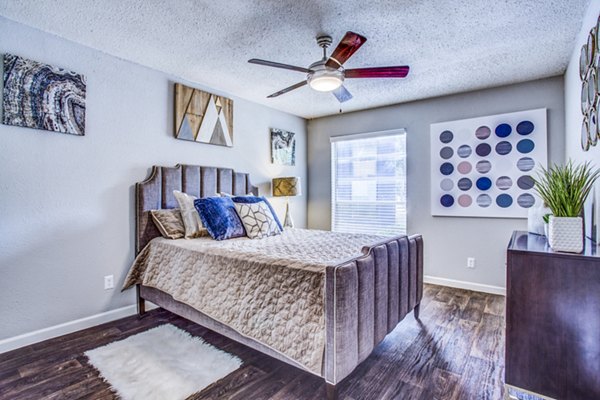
[0,284,506,400]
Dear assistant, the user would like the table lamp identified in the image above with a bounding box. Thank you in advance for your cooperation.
[272,177,301,228]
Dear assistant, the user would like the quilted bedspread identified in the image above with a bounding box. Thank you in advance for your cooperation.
[123,228,385,373]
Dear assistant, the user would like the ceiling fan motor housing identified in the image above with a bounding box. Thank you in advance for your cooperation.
[307,60,344,91]
[316,35,333,49]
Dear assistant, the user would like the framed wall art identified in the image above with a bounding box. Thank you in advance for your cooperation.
[270,128,296,166]
[174,83,233,147]
[430,108,548,218]
[2,54,86,136]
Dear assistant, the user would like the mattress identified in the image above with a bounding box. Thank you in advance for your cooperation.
[123,228,386,373]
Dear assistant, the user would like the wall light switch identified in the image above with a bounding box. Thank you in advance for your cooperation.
[467,257,476,269]
[104,275,114,290]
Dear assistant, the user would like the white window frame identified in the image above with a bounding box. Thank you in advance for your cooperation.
[330,128,407,235]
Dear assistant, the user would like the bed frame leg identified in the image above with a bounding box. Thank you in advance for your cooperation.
[414,303,421,320]
[326,382,338,400]
[136,285,146,318]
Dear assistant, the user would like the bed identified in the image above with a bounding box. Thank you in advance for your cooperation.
[125,164,423,399]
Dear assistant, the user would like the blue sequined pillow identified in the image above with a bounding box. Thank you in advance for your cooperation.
[194,197,245,240]
[232,195,283,231]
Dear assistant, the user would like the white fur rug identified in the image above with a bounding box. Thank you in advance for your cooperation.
[85,324,241,400]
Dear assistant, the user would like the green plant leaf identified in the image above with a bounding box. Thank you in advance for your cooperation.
[533,161,600,217]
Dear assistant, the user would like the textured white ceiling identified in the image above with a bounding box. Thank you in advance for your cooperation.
[0,0,590,118]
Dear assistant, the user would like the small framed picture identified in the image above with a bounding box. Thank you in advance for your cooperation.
[271,128,296,166]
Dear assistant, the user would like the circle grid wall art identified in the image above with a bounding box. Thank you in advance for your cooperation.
[430,108,548,218]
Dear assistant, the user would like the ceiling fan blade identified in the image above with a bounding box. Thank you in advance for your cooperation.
[332,85,353,103]
[248,59,311,73]
[345,66,410,78]
[267,81,308,98]
[325,32,367,69]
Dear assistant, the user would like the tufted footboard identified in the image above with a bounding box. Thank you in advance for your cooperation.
[324,234,423,385]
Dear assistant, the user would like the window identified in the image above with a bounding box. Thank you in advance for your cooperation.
[331,129,407,236]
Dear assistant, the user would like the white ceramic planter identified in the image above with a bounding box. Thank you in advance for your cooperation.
[548,216,583,253]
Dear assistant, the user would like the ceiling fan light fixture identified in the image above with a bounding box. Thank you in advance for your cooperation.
[307,67,344,92]
[251,31,409,101]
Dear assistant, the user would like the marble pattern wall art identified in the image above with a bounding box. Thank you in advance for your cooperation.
[270,128,296,166]
[174,83,233,147]
[2,54,86,136]
[431,108,548,218]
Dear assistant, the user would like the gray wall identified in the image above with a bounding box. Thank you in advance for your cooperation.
[308,77,565,289]
[0,17,307,340]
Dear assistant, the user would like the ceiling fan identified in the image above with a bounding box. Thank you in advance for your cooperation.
[248,31,410,103]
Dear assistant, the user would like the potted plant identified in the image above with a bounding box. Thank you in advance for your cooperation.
[534,161,599,253]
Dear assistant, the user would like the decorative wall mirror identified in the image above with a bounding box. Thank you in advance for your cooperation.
[582,79,589,114]
[582,115,590,151]
[593,102,600,146]
[580,16,600,151]
[580,44,589,80]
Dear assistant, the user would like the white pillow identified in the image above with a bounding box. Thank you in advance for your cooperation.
[173,190,206,238]
[234,201,281,239]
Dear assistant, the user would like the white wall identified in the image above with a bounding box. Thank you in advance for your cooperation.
[0,17,307,341]
[308,77,565,290]
[565,0,600,163]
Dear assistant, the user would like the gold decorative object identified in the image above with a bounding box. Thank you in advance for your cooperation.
[272,177,301,228]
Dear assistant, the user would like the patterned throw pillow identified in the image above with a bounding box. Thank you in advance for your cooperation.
[219,192,254,197]
[173,190,207,238]
[232,196,283,231]
[194,196,246,240]
[233,201,282,239]
[150,209,185,239]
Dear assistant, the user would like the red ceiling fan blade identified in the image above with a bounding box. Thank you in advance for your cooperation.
[345,66,410,78]
[267,81,308,98]
[325,32,367,69]
[249,59,311,73]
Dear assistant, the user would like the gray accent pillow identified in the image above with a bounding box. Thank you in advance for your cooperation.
[173,190,208,238]
[150,209,185,239]
[234,201,281,239]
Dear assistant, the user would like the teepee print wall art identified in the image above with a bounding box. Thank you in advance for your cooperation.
[174,83,233,147]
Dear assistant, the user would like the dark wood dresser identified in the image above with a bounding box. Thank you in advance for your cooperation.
[506,231,600,400]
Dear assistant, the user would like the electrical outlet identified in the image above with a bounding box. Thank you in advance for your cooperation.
[104,275,114,290]
[467,257,476,269]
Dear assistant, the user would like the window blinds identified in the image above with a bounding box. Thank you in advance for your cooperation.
[331,130,407,236]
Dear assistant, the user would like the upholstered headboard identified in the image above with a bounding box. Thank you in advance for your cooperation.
[135,164,259,253]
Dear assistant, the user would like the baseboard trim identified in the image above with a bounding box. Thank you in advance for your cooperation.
[424,275,506,296]
[1,276,503,354]
[0,302,156,354]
